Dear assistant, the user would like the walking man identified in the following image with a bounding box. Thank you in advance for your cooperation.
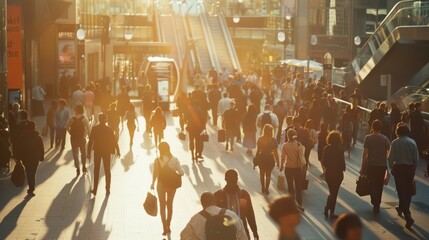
[388,125,419,228]
[214,169,259,240]
[208,85,221,126]
[180,192,248,240]
[66,105,90,175]
[360,120,390,214]
[222,101,239,151]
[87,113,120,196]
[55,99,70,150]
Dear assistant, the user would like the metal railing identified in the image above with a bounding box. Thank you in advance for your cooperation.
[332,0,429,87]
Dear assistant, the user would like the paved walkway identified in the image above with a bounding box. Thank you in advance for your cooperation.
[1,108,429,240]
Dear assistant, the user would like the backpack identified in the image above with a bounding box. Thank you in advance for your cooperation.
[200,208,237,240]
[70,116,85,145]
[261,112,272,127]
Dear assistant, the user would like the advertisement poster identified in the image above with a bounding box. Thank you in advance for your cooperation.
[157,79,169,103]
[58,40,76,67]
[7,5,23,89]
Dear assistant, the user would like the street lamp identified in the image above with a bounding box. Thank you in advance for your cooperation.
[308,34,317,79]
[277,31,286,60]
[323,52,333,84]
[232,15,240,23]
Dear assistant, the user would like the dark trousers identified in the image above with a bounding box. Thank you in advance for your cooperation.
[72,139,87,170]
[189,132,203,156]
[211,107,218,126]
[23,161,38,192]
[92,152,111,194]
[393,165,415,215]
[367,165,387,207]
[144,111,151,132]
[325,173,343,213]
[49,126,55,147]
[352,122,359,145]
[285,167,303,205]
[55,128,67,148]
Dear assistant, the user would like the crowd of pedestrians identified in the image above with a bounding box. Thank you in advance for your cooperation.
[0,66,427,239]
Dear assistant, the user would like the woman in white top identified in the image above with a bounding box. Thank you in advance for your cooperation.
[151,142,185,236]
[280,129,305,211]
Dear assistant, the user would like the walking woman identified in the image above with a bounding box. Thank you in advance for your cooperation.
[341,105,353,157]
[322,131,345,219]
[46,101,58,148]
[255,124,279,195]
[151,142,184,236]
[318,123,329,179]
[150,106,167,147]
[280,129,305,211]
[124,103,139,147]
[242,104,258,155]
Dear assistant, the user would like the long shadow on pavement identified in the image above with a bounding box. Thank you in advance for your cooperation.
[42,176,86,239]
[73,196,110,239]
[0,196,31,239]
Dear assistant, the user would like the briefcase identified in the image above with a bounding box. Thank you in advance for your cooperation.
[217,129,226,142]
[356,175,371,196]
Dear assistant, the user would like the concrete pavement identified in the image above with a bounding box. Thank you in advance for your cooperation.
[0,109,429,240]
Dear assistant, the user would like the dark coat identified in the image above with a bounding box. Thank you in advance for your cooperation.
[87,124,119,156]
[18,130,44,164]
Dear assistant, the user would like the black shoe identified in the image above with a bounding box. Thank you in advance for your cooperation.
[298,205,305,213]
[405,214,414,228]
[395,207,403,217]
[324,207,329,217]
[76,168,80,176]
[225,144,229,151]
[330,213,339,219]
[90,189,97,196]
[373,206,380,214]
[82,167,87,173]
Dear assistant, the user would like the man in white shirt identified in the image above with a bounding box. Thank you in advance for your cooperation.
[256,104,279,136]
[180,192,248,240]
[31,85,46,116]
[217,93,232,119]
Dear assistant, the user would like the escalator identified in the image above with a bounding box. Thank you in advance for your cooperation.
[188,16,213,74]
[206,15,241,73]
[333,1,429,100]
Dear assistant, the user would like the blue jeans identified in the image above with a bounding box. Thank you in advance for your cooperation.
[72,138,86,170]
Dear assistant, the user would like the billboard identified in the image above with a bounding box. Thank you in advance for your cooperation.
[7,5,23,89]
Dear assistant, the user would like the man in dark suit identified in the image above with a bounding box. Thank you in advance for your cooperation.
[214,169,259,240]
[88,113,120,196]
[18,121,44,196]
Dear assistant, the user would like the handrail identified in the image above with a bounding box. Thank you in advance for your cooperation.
[332,1,429,87]
[218,14,242,72]
[199,3,221,72]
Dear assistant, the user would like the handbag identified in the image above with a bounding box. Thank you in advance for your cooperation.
[356,175,371,196]
[411,180,416,196]
[217,129,226,142]
[42,126,48,137]
[178,132,186,141]
[11,160,25,187]
[172,109,180,117]
[201,130,209,142]
[143,190,158,217]
[277,171,286,191]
